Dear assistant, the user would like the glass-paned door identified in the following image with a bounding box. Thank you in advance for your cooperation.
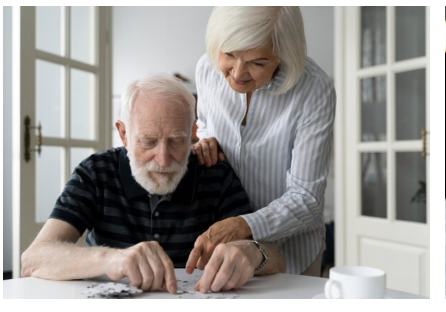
[12,6,111,276]
[359,6,427,224]
[343,6,429,296]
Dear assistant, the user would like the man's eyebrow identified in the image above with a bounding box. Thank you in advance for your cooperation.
[169,132,188,138]
[136,133,188,140]
[136,134,157,140]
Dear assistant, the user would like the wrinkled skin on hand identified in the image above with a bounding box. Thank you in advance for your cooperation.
[106,241,177,293]
[186,217,252,273]
[193,240,262,293]
[191,137,226,167]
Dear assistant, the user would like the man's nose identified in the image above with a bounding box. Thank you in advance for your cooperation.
[154,143,171,168]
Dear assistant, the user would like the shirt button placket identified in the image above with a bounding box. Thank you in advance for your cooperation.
[153,211,160,241]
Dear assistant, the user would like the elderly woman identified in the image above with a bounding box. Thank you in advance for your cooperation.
[186,6,336,276]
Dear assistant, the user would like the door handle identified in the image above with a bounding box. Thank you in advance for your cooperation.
[24,116,42,162]
[421,127,429,158]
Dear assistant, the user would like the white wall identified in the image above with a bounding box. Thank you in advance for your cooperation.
[300,6,334,78]
[112,6,213,95]
[112,6,334,93]
[3,6,13,272]
[300,6,335,222]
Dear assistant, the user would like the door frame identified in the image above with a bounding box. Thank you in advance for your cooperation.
[334,6,346,268]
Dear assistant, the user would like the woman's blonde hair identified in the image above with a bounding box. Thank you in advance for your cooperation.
[206,6,307,94]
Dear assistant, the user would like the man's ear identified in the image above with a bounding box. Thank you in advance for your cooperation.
[115,120,128,148]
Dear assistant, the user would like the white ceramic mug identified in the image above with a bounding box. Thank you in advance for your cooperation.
[324,266,386,299]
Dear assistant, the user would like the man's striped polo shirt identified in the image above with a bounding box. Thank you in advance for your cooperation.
[50,147,252,267]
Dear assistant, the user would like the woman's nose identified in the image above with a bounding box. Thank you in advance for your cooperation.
[232,61,247,79]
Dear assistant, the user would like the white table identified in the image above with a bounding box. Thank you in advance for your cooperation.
[3,269,426,299]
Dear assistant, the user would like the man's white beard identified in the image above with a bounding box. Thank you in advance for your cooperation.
[127,148,189,195]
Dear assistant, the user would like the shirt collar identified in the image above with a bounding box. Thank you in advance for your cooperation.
[119,148,196,203]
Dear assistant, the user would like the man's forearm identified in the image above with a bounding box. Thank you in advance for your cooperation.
[21,241,113,280]
[254,242,286,276]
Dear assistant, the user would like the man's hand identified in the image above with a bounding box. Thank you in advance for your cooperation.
[194,241,263,293]
[191,137,226,167]
[186,217,252,273]
[105,241,177,293]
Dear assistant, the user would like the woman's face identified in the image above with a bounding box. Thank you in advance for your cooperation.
[219,44,279,94]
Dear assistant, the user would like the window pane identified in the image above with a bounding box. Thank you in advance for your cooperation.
[36,60,65,138]
[71,6,95,64]
[361,76,387,142]
[361,152,387,218]
[361,7,386,68]
[36,6,63,56]
[395,7,425,61]
[70,147,94,174]
[396,152,426,223]
[395,69,426,141]
[36,146,65,223]
[70,69,95,140]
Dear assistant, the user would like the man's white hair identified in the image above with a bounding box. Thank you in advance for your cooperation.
[206,6,307,94]
[120,74,196,131]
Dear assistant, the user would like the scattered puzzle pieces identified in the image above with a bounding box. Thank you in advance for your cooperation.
[174,275,238,299]
[80,282,142,299]
[79,272,238,299]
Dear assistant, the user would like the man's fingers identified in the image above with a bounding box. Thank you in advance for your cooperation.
[161,256,177,294]
[141,249,165,291]
[210,260,236,292]
[194,278,201,291]
[148,246,177,292]
[197,251,223,293]
[217,269,240,292]
[138,259,155,291]
[114,242,179,293]
[232,267,253,290]
[125,265,144,290]
[207,245,238,292]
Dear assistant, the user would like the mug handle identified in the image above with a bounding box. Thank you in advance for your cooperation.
[325,280,342,299]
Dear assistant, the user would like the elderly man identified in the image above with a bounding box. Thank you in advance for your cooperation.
[21,75,285,294]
